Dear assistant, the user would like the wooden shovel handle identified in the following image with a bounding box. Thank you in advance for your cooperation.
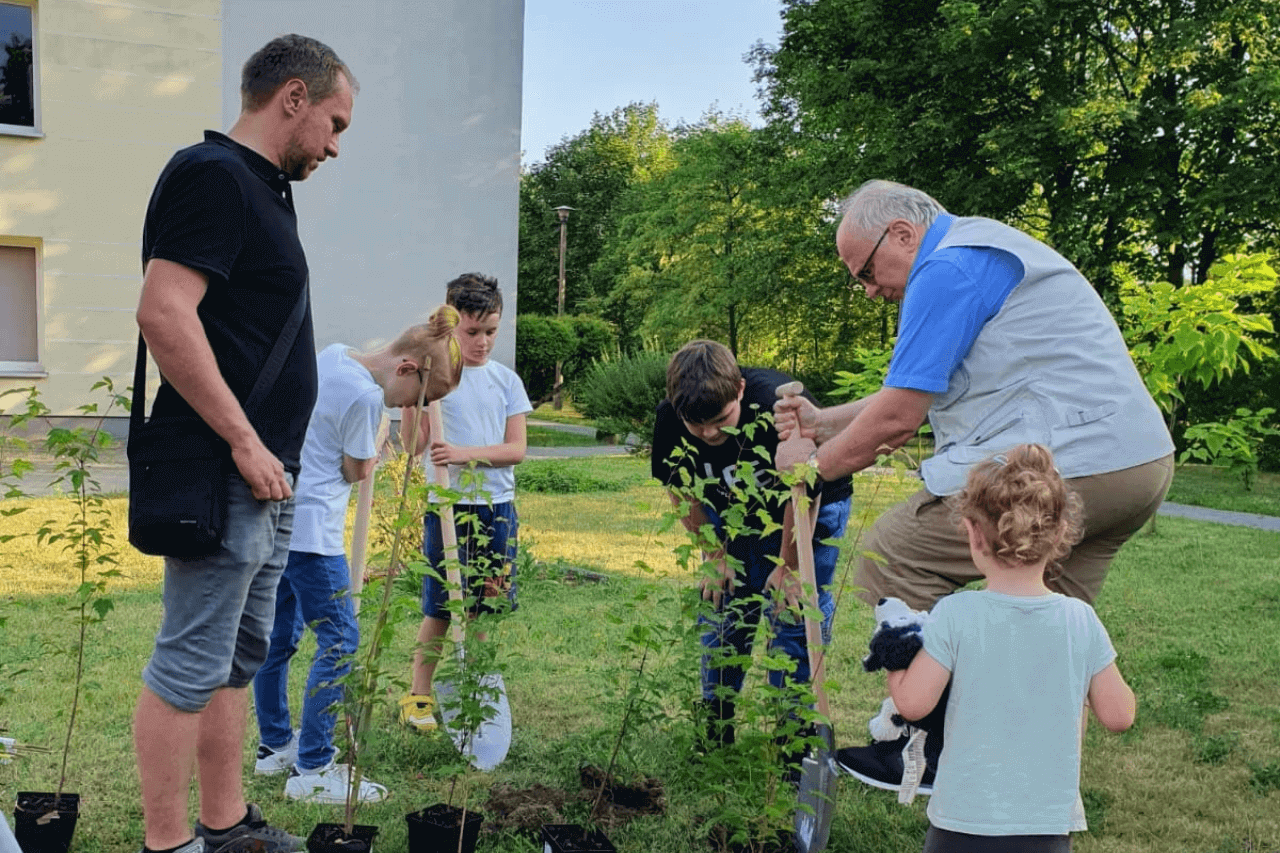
[426,400,466,647]
[347,415,388,616]
[775,381,829,717]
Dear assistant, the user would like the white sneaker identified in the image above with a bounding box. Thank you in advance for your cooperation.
[254,730,299,776]
[284,761,389,805]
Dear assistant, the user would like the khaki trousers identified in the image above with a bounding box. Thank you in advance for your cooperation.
[856,454,1174,610]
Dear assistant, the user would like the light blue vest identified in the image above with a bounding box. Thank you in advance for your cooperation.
[918,217,1173,495]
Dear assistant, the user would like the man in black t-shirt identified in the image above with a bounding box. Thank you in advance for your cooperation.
[652,340,853,748]
[132,35,358,853]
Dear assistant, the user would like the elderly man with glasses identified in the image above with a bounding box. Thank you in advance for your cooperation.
[775,179,1173,794]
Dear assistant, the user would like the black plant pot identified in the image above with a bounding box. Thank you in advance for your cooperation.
[13,792,80,853]
[405,803,484,853]
[305,822,378,853]
[541,823,617,852]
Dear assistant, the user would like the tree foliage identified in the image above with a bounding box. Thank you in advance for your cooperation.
[518,103,674,317]
[752,0,1280,295]
[514,314,618,405]
[1119,253,1276,425]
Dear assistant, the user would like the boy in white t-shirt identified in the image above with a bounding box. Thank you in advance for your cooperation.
[398,273,532,731]
[252,306,462,804]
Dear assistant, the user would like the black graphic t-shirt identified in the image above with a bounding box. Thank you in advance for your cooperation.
[652,367,852,538]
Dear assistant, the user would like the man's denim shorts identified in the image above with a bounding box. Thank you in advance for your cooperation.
[141,473,294,713]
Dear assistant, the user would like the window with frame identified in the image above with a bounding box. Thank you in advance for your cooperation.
[0,242,41,374]
[0,1,35,134]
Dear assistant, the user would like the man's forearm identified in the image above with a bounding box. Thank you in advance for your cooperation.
[814,397,872,444]
[813,387,932,480]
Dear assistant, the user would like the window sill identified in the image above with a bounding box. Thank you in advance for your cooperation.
[0,364,47,378]
[0,126,43,139]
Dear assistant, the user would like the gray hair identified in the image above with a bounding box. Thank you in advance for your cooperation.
[838,180,945,237]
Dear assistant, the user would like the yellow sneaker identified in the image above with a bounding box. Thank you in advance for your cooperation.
[398,694,438,732]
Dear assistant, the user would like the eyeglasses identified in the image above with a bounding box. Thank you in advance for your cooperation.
[855,227,890,286]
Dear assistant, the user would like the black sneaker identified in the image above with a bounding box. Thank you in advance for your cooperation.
[835,734,935,795]
[194,803,304,853]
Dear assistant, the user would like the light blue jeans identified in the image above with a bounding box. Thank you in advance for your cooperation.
[700,496,851,702]
[253,550,359,772]
[142,473,294,713]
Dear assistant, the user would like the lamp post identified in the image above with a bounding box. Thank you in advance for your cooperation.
[553,205,573,410]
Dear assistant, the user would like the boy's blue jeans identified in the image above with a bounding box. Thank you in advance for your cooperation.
[253,550,359,772]
[699,496,851,702]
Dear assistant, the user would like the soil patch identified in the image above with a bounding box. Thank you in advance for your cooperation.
[481,766,665,836]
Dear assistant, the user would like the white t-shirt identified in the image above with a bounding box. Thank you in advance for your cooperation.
[429,360,532,505]
[922,590,1116,836]
[290,344,386,555]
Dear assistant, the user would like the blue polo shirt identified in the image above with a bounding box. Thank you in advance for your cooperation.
[884,213,1024,394]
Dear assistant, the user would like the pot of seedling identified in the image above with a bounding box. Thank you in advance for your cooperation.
[405,803,484,853]
[13,792,79,853]
[541,824,617,853]
[10,381,127,853]
[305,822,378,853]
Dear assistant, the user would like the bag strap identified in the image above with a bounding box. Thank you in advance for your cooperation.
[130,281,309,435]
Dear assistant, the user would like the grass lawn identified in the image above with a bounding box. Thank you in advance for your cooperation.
[525,424,604,447]
[0,456,1277,851]
[529,400,594,427]
[1164,463,1280,517]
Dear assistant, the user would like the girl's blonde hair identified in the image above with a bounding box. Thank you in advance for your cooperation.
[390,304,464,387]
[953,443,1084,568]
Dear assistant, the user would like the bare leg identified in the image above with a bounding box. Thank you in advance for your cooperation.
[410,616,448,694]
[135,686,200,850]
[194,687,249,831]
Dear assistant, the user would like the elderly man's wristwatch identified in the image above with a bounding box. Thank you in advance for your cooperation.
[806,449,824,483]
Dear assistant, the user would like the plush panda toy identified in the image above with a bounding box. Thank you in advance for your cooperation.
[862,597,951,799]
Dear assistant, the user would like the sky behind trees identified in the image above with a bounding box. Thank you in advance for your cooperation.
[520,0,783,165]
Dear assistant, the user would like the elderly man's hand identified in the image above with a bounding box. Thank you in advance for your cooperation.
[775,438,817,474]
[773,392,819,443]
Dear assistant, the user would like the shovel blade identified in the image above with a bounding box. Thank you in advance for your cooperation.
[436,672,512,772]
[794,725,838,853]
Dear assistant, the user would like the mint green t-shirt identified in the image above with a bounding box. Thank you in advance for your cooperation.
[922,590,1116,836]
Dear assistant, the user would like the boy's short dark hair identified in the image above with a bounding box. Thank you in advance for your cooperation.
[666,339,742,424]
[445,272,503,318]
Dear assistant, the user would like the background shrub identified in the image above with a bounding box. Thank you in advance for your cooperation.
[574,348,670,449]
[516,313,618,405]
[516,458,631,493]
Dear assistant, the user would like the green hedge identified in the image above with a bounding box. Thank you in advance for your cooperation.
[515,314,617,404]
[573,348,670,448]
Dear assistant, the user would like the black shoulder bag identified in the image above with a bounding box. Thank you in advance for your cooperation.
[127,286,308,560]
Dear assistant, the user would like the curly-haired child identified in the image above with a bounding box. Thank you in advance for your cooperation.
[886,443,1136,853]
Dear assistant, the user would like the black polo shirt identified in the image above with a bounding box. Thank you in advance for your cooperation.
[652,367,853,539]
[141,131,317,474]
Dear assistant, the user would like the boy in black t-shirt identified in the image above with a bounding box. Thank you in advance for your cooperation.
[652,340,852,746]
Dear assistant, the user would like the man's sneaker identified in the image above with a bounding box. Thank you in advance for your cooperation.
[194,803,304,853]
[835,734,936,795]
[398,694,438,732]
[284,761,389,805]
[139,839,205,853]
[254,730,299,776]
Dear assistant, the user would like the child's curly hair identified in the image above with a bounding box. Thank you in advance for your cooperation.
[953,443,1084,568]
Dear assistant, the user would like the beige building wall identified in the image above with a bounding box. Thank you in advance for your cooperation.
[0,0,221,416]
